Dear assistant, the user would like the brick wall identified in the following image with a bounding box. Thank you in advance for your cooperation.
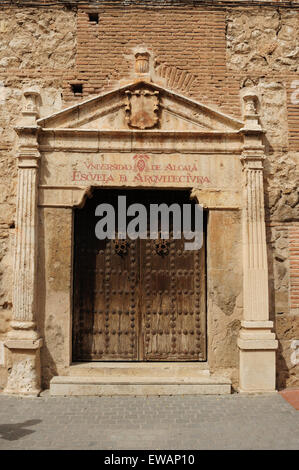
[62,2,299,149]
[63,5,241,120]
[290,225,299,312]
[287,76,299,151]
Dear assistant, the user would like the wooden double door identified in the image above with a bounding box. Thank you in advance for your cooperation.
[72,189,206,362]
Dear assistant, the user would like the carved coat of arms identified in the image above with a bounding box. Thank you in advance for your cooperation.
[125,89,159,130]
[133,154,150,172]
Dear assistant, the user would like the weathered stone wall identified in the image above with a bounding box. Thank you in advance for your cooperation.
[37,208,73,388]
[0,1,298,390]
[0,9,75,69]
[269,225,299,388]
[208,211,243,391]
[226,9,299,73]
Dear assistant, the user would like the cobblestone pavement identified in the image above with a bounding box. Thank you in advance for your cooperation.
[0,393,298,450]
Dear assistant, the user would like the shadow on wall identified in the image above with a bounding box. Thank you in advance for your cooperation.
[0,419,41,441]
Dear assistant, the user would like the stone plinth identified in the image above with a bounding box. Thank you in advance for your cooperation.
[238,321,278,393]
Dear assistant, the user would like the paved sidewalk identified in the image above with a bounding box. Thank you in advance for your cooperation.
[0,393,298,450]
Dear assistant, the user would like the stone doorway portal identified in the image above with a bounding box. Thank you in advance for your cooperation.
[5,65,278,395]
[72,189,206,362]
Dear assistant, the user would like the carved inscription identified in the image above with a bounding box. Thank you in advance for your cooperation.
[71,154,212,186]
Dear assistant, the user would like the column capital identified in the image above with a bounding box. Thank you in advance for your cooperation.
[241,151,265,170]
[15,125,40,135]
[15,125,40,144]
[15,126,41,168]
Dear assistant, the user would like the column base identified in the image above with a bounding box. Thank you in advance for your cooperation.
[238,321,278,393]
[4,337,43,397]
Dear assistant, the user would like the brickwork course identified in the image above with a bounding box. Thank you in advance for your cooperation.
[0,0,298,391]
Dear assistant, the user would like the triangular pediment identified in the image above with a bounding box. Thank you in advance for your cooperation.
[37,80,244,133]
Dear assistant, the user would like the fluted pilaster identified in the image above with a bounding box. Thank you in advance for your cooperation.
[242,158,269,321]
[238,91,277,393]
[4,89,42,396]
[13,162,38,325]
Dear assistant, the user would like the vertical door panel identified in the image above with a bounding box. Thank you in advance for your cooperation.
[72,192,139,361]
[140,232,206,361]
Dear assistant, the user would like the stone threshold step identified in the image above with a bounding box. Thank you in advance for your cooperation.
[71,362,209,368]
[69,362,211,377]
[52,375,230,385]
[50,375,231,396]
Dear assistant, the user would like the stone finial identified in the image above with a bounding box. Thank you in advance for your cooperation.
[134,49,151,80]
[119,49,152,86]
[242,92,262,131]
[22,88,40,125]
[135,51,150,77]
[243,92,258,114]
